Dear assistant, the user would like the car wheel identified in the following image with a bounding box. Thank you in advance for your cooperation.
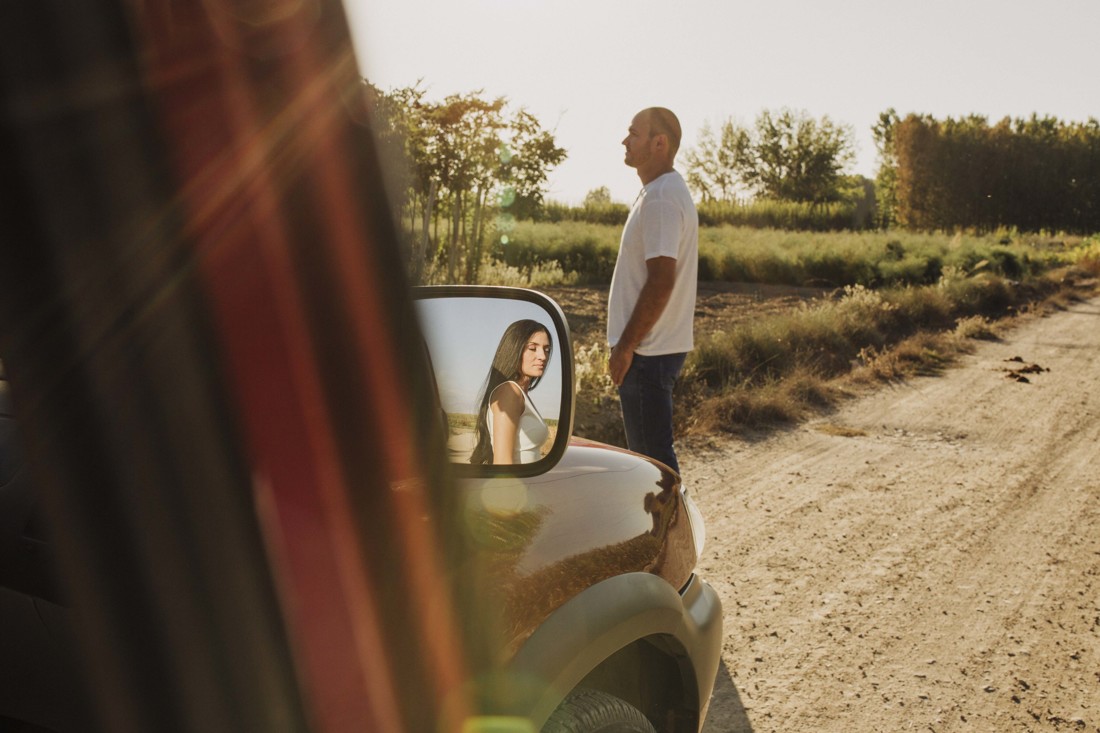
[542,688,657,733]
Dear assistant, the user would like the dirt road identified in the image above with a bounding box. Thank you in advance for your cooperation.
[688,297,1100,733]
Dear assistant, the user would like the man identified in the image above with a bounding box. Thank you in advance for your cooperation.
[607,107,698,476]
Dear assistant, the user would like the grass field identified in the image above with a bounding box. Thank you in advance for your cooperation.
[492,222,1088,291]
[540,234,1100,445]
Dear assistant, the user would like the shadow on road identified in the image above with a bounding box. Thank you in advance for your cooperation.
[702,658,754,732]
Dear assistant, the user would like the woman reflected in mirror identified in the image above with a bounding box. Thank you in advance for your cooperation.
[470,319,552,464]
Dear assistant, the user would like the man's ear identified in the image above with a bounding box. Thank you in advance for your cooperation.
[653,132,668,151]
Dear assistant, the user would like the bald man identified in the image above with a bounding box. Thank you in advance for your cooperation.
[607,107,698,476]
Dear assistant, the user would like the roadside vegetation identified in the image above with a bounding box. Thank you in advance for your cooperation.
[567,236,1100,444]
[680,262,1099,439]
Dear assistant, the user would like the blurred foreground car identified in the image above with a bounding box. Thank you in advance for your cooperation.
[0,1,720,732]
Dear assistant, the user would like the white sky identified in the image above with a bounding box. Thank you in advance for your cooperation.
[344,0,1100,205]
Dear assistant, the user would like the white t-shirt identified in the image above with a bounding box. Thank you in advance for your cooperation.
[607,170,698,355]
[486,381,550,463]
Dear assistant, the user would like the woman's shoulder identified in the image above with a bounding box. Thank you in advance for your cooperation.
[490,379,523,396]
[489,380,525,407]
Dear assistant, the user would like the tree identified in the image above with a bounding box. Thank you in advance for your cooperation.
[583,186,611,207]
[684,109,855,205]
[872,108,900,228]
[499,109,567,222]
[887,111,1100,232]
[741,109,855,203]
[362,83,568,282]
[425,93,508,281]
[683,119,749,203]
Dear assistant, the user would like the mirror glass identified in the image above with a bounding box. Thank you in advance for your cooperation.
[415,294,567,468]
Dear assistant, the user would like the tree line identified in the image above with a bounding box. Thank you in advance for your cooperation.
[874,110,1100,233]
[362,80,1098,285]
[681,108,1100,234]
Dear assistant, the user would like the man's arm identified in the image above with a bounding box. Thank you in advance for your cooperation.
[608,255,677,386]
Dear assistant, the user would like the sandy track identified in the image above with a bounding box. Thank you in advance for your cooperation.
[688,297,1100,732]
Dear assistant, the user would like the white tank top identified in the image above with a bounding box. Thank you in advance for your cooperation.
[486,381,550,463]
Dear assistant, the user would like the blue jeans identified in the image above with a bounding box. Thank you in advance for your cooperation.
[618,352,687,476]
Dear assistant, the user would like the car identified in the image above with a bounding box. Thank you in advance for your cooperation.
[0,1,721,731]
[414,286,722,731]
[0,294,722,733]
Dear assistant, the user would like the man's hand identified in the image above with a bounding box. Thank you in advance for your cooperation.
[608,341,634,387]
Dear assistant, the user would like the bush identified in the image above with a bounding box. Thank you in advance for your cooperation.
[477,259,577,288]
[696,228,1079,290]
[492,221,619,284]
[541,200,629,226]
[685,270,1054,397]
[696,199,865,231]
[1070,237,1100,275]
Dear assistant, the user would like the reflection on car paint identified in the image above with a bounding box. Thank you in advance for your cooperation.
[463,441,696,654]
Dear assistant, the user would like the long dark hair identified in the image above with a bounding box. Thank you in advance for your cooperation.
[469,319,552,465]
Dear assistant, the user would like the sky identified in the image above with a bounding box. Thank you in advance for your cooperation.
[344,0,1100,206]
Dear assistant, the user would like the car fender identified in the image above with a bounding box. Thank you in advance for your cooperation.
[505,571,722,728]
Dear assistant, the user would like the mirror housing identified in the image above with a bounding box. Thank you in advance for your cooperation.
[413,286,575,477]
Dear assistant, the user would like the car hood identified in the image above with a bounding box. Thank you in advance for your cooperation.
[459,438,697,653]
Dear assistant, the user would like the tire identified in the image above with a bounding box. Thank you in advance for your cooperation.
[542,688,657,733]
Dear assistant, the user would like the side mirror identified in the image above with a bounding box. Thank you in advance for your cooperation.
[412,286,574,477]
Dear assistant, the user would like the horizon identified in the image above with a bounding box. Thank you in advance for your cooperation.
[345,0,1100,206]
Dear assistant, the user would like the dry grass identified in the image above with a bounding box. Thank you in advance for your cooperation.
[676,269,1098,440]
[685,368,840,436]
[558,253,1100,446]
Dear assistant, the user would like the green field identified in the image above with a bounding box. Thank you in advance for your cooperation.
[491,222,1090,290]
